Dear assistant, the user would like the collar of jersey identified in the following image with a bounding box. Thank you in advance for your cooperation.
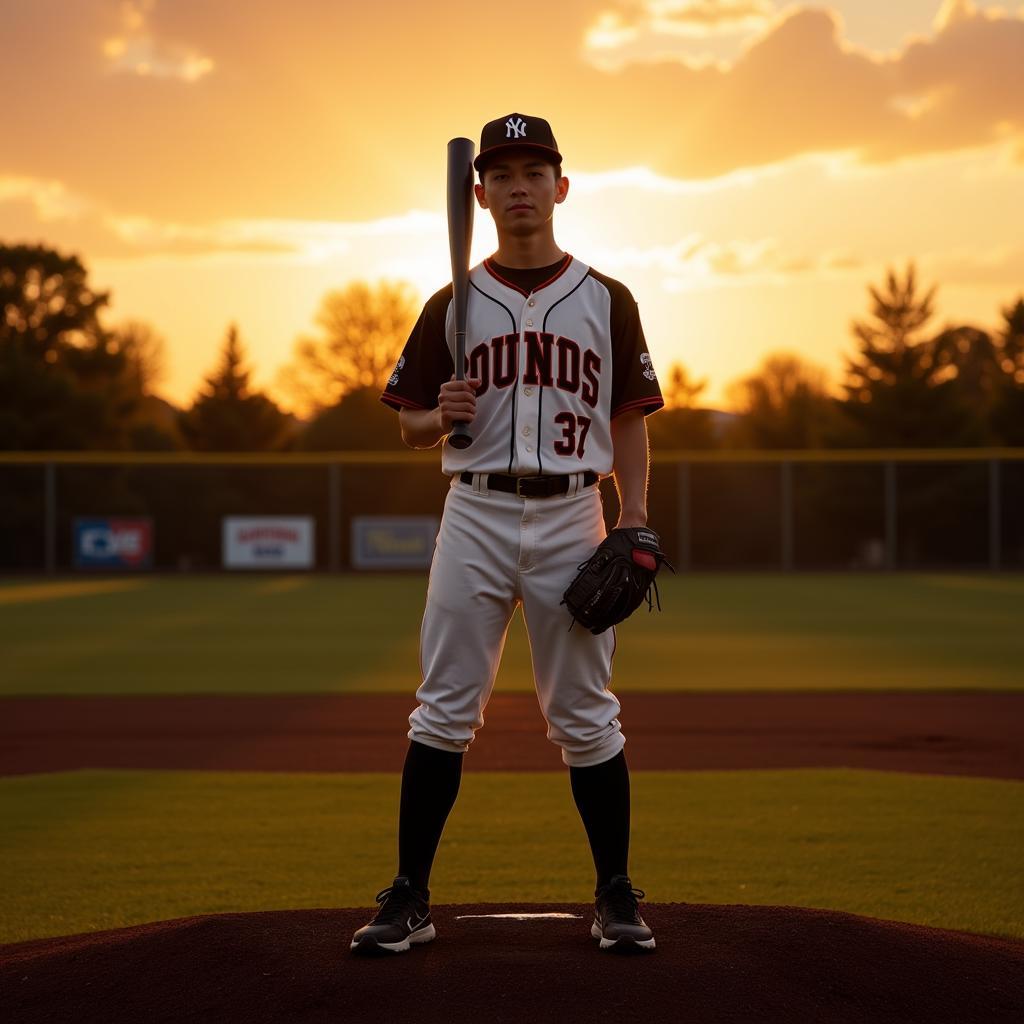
[482,253,573,298]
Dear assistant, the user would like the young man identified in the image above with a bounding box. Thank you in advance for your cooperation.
[351,113,664,955]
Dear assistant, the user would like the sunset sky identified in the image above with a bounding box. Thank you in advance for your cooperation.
[2,0,1023,411]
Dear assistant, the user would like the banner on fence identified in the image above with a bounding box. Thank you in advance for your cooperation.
[351,516,439,569]
[222,516,315,569]
[74,518,153,569]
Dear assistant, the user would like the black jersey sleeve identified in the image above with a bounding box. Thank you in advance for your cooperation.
[380,284,455,412]
[589,269,665,419]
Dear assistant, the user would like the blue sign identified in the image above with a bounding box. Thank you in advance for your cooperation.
[74,518,153,569]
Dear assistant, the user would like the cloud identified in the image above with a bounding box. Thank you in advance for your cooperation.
[923,243,1024,287]
[573,4,1024,179]
[102,0,214,82]
[584,0,776,69]
[580,232,864,284]
[1,1,1022,226]
[0,173,445,262]
[933,0,977,32]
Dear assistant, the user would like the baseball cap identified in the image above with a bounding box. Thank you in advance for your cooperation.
[474,113,563,173]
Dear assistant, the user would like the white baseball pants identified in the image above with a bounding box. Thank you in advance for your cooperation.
[408,474,624,767]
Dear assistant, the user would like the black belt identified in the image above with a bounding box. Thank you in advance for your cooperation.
[460,471,599,498]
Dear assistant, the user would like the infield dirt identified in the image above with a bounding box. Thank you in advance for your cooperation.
[2,691,1021,778]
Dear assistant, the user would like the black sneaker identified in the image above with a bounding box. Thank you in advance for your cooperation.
[350,876,435,955]
[591,875,656,952]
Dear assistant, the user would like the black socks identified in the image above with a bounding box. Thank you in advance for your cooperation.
[397,740,464,895]
[569,749,631,891]
[396,741,629,897]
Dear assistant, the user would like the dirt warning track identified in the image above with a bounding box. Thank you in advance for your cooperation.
[2,691,1021,778]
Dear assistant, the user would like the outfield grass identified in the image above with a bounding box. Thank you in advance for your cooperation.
[1,573,1022,695]
[1,768,1021,944]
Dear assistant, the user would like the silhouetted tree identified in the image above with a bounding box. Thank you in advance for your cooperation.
[646,361,717,449]
[834,263,977,447]
[0,243,141,449]
[105,318,185,449]
[928,324,1002,442]
[297,386,401,450]
[179,325,292,451]
[990,296,1024,444]
[725,352,835,448]
[280,280,419,415]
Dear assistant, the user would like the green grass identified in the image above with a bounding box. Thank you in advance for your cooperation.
[1,768,1021,944]
[1,573,1022,694]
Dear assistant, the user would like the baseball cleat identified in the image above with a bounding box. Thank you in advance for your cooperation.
[350,876,436,955]
[591,875,656,952]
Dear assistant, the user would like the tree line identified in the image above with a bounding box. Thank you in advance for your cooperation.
[2,242,1022,453]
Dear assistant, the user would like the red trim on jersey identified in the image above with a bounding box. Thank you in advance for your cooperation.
[380,392,430,412]
[534,253,573,292]
[483,254,573,298]
[610,396,665,419]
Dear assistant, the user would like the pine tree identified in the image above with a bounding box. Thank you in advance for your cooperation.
[835,263,977,447]
[179,325,291,451]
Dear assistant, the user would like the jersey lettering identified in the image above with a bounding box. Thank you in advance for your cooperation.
[524,332,554,387]
[555,337,580,392]
[581,351,601,409]
[492,334,517,388]
[484,331,600,402]
[468,343,489,396]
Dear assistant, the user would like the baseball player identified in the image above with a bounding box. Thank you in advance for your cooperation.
[351,113,664,955]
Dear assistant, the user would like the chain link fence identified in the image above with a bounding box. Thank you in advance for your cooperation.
[1,450,1022,573]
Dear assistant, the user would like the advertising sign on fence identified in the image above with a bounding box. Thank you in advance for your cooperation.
[351,516,439,569]
[222,517,315,569]
[74,518,153,569]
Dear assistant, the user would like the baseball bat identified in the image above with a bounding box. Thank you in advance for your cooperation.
[446,136,475,450]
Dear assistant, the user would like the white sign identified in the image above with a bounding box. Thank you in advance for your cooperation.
[223,516,314,570]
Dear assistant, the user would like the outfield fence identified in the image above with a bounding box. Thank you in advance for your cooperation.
[1,449,1023,573]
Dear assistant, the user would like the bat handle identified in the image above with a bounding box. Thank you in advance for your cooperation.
[447,328,474,449]
[448,421,473,449]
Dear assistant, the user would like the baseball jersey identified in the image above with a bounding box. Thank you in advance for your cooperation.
[381,254,664,476]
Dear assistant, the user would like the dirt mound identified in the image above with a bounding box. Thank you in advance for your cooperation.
[3,904,1022,1024]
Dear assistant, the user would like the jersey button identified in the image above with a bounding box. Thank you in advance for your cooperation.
[525,319,534,327]
[525,444,534,453]
[528,299,536,307]
[523,386,534,397]
[522,425,532,436]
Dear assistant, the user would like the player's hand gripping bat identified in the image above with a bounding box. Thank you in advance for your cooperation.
[446,137,475,450]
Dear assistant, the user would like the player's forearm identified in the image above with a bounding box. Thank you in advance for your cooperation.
[399,407,446,449]
[610,410,650,528]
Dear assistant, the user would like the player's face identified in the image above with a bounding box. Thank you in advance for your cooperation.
[474,156,569,237]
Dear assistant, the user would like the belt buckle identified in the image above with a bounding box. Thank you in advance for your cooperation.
[515,475,544,497]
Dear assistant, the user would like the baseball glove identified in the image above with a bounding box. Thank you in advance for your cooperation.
[561,526,674,635]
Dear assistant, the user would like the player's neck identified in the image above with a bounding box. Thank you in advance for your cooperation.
[492,231,564,270]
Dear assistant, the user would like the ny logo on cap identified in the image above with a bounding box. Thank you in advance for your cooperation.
[505,116,527,139]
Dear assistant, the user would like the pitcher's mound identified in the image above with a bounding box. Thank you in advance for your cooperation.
[3,903,1022,1024]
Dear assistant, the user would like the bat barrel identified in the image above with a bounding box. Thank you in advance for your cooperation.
[446,137,475,448]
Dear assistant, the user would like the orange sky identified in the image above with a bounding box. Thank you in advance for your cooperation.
[2,0,1023,410]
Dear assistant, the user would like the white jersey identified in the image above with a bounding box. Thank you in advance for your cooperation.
[382,254,663,476]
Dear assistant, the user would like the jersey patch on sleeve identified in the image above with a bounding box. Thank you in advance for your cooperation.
[388,356,405,387]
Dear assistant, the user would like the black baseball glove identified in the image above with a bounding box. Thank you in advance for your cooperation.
[561,526,674,635]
